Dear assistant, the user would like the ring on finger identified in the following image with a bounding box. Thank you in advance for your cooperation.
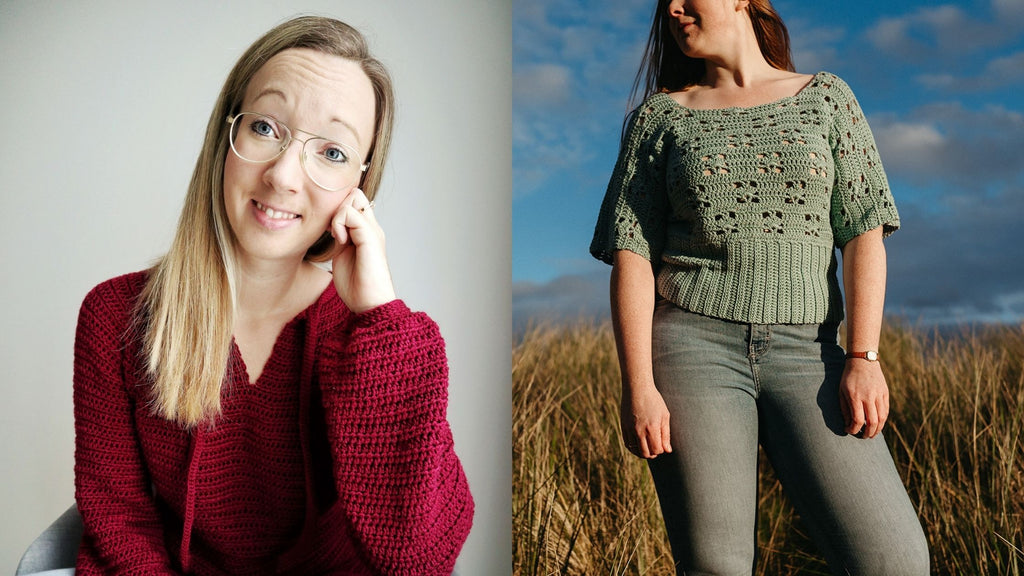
[359,201,375,213]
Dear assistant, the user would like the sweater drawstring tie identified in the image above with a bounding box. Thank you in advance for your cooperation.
[180,425,204,572]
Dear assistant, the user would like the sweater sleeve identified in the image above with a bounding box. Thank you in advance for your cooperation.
[827,76,900,247]
[317,299,474,575]
[590,100,670,265]
[73,280,181,575]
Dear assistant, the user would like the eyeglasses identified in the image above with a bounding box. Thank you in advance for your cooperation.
[226,112,368,192]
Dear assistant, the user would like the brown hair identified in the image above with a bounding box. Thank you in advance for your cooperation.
[140,16,395,427]
[629,0,795,108]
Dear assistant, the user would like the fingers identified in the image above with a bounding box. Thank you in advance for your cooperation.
[840,364,890,439]
[625,419,672,459]
[621,388,672,459]
[845,396,865,436]
[643,425,663,458]
[345,187,378,223]
[863,401,879,438]
[843,390,889,438]
[636,435,651,459]
[840,391,852,431]
[660,415,673,454]
[622,426,640,458]
[330,188,382,247]
[865,394,889,439]
[626,429,660,459]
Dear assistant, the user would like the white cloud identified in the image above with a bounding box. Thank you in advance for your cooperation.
[985,51,1024,81]
[514,63,573,107]
[512,0,654,198]
[864,3,1018,57]
[915,51,1024,91]
[866,17,912,53]
[872,103,1024,186]
[919,4,963,28]
[873,121,947,178]
[560,25,605,61]
[789,22,845,73]
[874,121,945,150]
[915,73,957,89]
[993,0,1024,21]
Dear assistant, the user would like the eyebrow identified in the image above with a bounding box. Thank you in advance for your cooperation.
[250,88,365,148]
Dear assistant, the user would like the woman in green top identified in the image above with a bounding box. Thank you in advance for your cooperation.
[590,0,929,573]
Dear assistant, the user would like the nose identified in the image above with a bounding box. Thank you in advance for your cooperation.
[262,139,306,193]
[668,0,686,17]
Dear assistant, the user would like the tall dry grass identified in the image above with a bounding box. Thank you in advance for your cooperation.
[512,320,1024,575]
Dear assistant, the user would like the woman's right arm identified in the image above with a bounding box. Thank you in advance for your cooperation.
[74,280,181,575]
[611,250,672,459]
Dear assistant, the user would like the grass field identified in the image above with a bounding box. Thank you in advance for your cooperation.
[512,320,1024,575]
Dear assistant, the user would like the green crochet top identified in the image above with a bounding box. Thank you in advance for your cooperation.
[590,72,899,324]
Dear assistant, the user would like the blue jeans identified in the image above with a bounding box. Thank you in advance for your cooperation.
[648,301,928,576]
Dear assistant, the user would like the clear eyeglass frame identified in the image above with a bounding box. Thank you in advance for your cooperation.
[225,112,369,192]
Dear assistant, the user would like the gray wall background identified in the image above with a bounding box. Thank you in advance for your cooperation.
[0,1,511,573]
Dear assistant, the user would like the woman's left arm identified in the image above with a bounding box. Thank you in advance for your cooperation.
[840,225,889,439]
[318,302,473,574]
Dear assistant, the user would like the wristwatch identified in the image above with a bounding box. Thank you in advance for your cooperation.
[846,350,879,362]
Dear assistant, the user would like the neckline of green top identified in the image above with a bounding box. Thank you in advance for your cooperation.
[653,70,827,114]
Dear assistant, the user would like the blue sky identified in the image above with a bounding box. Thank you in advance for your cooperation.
[512,0,1024,325]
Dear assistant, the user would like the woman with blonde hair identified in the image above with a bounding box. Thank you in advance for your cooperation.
[590,0,928,573]
[73,16,472,574]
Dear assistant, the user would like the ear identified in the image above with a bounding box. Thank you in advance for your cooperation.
[735,0,750,12]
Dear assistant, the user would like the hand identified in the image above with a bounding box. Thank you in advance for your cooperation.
[620,383,672,459]
[329,188,396,314]
[839,360,890,438]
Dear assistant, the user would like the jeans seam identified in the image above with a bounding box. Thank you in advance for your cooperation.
[747,324,766,394]
[749,355,761,394]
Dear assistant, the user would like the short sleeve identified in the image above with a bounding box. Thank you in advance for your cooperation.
[826,77,900,247]
[589,101,669,264]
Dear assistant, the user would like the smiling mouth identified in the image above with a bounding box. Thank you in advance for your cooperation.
[254,200,299,220]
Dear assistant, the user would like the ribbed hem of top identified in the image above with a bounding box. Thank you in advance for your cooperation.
[656,239,844,325]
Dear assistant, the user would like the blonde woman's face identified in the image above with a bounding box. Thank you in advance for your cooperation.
[223,48,376,266]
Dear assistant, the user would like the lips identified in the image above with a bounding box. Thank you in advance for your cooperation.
[253,200,299,220]
[672,16,697,32]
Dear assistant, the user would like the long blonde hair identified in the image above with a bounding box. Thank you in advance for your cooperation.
[140,16,395,427]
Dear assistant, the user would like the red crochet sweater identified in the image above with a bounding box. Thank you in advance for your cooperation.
[73,272,473,575]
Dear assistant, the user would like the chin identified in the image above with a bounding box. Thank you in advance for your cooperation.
[233,234,311,265]
[305,234,338,261]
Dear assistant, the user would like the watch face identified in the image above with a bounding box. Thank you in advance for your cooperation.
[866,351,878,361]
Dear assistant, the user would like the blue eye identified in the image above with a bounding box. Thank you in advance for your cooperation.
[321,143,350,164]
[250,117,280,139]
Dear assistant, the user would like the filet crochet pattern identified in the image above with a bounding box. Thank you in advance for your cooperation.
[73,271,473,575]
[591,72,899,324]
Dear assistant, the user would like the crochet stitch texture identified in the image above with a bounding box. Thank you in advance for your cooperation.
[73,271,473,575]
[590,72,899,324]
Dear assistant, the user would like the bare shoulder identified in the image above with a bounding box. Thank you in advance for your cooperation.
[666,84,702,108]
[771,70,817,93]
